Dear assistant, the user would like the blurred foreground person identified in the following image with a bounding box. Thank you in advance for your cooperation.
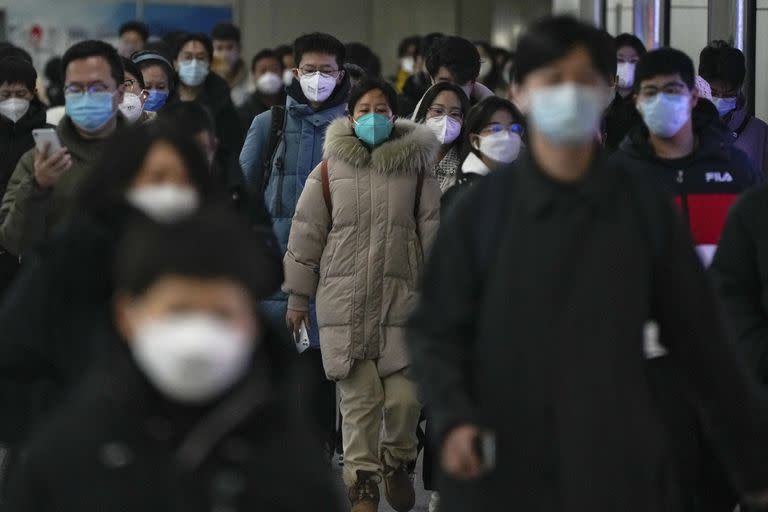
[0,123,216,492]
[408,15,768,512]
[1,207,342,512]
[283,78,439,512]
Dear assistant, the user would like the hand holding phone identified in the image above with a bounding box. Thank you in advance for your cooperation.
[31,129,71,188]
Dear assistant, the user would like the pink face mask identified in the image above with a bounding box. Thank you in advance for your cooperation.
[425,115,462,145]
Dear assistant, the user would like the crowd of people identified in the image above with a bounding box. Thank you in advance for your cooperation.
[0,12,766,512]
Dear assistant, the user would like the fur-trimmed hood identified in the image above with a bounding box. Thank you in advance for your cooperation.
[323,118,439,176]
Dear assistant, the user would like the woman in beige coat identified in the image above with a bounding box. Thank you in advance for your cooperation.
[283,78,440,512]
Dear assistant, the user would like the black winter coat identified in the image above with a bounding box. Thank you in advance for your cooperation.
[237,90,286,133]
[712,184,768,386]
[603,91,642,151]
[1,330,343,512]
[407,153,768,511]
[0,100,50,294]
[611,116,763,266]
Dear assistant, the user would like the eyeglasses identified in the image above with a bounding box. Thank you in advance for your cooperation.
[64,83,113,96]
[482,122,523,136]
[296,66,342,78]
[427,105,463,121]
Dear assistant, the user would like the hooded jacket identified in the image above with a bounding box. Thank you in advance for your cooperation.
[722,98,768,173]
[282,118,440,380]
[611,117,762,265]
[239,75,351,345]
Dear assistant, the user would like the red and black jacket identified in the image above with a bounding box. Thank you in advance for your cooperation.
[612,116,764,265]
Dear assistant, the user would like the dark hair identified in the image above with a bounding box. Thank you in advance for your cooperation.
[463,96,524,157]
[211,22,241,44]
[345,42,381,78]
[62,40,124,87]
[132,50,177,97]
[699,40,746,89]
[162,31,188,55]
[175,33,213,61]
[347,78,398,116]
[417,32,445,59]
[398,36,421,58]
[251,49,283,72]
[413,82,470,123]
[425,36,481,85]
[119,21,149,42]
[114,205,282,302]
[159,100,216,136]
[293,32,345,68]
[344,63,367,85]
[78,122,212,216]
[0,45,33,64]
[635,47,695,92]
[514,15,614,85]
[0,57,37,90]
[121,56,145,89]
[275,44,293,59]
[614,33,647,57]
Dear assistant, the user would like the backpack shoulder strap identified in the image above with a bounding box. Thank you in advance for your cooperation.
[321,159,332,217]
[259,105,286,192]
[734,114,753,139]
[413,171,424,218]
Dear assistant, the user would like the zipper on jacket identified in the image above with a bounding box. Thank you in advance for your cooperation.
[676,169,690,225]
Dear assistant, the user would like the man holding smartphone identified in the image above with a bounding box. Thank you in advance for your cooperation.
[0,40,125,256]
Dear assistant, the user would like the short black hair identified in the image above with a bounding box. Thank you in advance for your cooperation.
[62,40,124,87]
[211,22,241,44]
[514,15,614,85]
[614,33,647,57]
[398,36,421,58]
[464,96,524,157]
[347,77,398,116]
[275,44,293,59]
[413,82,470,124]
[119,21,149,42]
[699,40,746,89]
[635,47,695,92]
[44,56,63,83]
[159,100,216,136]
[121,56,145,89]
[251,49,283,72]
[78,122,212,217]
[0,57,37,90]
[417,33,445,59]
[345,42,381,78]
[425,36,481,85]
[293,32,345,68]
[0,45,33,64]
[115,205,283,302]
[175,33,213,61]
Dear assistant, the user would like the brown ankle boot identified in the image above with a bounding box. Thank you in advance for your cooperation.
[383,461,415,512]
[348,470,380,512]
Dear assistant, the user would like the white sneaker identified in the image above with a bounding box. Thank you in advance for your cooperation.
[428,491,440,512]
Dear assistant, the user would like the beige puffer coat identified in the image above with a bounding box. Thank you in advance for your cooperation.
[283,118,441,380]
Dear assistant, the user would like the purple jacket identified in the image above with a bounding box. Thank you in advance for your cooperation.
[725,103,768,173]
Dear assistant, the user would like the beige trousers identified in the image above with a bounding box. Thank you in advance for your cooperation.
[337,359,421,487]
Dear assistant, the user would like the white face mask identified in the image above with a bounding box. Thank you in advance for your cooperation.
[130,314,253,403]
[529,83,605,145]
[256,72,283,95]
[0,98,30,123]
[126,185,200,223]
[400,56,415,74]
[637,93,691,138]
[479,60,492,79]
[119,92,144,123]
[425,115,462,145]
[616,62,636,89]
[475,131,522,164]
[299,71,337,103]
[282,69,295,87]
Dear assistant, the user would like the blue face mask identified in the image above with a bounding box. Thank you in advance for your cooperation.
[528,83,605,145]
[65,91,116,132]
[178,59,209,87]
[712,96,738,117]
[354,113,393,146]
[144,90,169,112]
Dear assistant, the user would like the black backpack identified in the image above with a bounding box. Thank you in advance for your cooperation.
[251,105,286,194]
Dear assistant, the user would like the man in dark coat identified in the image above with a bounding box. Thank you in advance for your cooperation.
[407,16,768,512]
[0,57,52,295]
[1,208,341,512]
